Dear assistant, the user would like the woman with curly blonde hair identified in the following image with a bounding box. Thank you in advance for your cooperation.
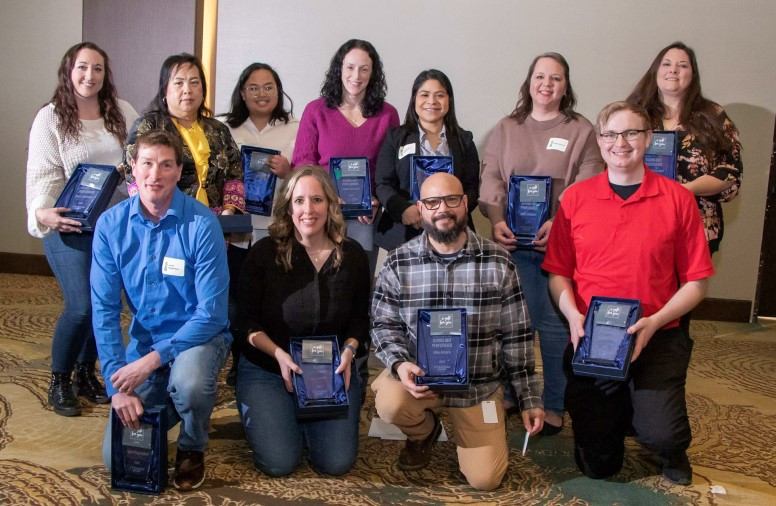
[234,165,369,477]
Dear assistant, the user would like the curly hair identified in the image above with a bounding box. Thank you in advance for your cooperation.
[626,41,734,158]
[509,52,579,124]
[320,39,387,117]
[268,165,347,272]
[148,53,211,118]
[221,62,293,128]
[50,42,127,143]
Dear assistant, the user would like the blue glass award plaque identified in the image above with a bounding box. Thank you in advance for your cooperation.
[54,163,120,232]
[416,308,469,392]
[290,336,349,419]
[216,214,253,234]
[643,131,678,180]
[507,175,553,247]
[111,406,168,495]
[242,145,280,216]
[410,156,454,201]
[572,296,643,380]
[329,157,371,219]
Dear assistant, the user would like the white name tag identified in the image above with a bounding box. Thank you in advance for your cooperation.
[546,137,569,152]
[482,400,499,424]
[398,143,416,159]
[162,257,185,277]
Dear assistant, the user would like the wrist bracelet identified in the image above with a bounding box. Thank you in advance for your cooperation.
[342,343,357,356]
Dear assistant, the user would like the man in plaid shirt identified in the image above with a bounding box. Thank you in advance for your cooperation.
[371,172,544,490]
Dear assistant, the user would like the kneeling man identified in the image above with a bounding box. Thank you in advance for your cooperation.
[371,172,544,490]
[91,130,231,491]
[543,102,714,485]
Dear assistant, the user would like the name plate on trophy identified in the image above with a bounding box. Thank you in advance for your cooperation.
[54,163,120,232]
[416,308,469,392]
[242,145,280,216]
[507,175,553,247]
[329,157,371,219]
[572,296,642,380]
[290,336,349,419]
[111,406,168,495]
[410,156,454,201]
[643,131,678,180]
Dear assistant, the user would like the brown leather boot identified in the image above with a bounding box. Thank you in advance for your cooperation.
[173,450,205,491]
[397,410,442,471]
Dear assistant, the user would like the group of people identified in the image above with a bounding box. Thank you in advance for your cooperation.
[25,37,742,492]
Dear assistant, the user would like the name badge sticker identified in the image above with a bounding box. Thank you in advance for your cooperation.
[482,400,499,424]
[430,310,462,336]
[399,143,416,159]
[546,138,569,152]
[162,257,185,277]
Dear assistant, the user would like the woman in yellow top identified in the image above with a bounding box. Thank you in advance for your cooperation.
[124,53,244,214]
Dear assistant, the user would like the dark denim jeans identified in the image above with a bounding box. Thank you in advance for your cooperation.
[43,231,97,372]
[235,357,361,477]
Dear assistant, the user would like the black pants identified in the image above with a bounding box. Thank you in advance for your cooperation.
[564,327,693,479]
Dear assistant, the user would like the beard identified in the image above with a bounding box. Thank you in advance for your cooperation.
[421,211,468,244]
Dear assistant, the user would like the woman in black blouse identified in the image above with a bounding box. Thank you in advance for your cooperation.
[235,165,369,477]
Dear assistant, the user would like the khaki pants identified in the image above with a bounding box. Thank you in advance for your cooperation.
[372,368,508,490]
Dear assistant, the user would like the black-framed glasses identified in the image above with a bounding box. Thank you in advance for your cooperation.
[419,194,464,210]
[599,129,647,143]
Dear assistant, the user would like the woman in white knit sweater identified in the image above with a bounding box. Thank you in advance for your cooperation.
[25,42,137,417]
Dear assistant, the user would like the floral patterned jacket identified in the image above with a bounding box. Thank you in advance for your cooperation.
[666,103,742,252]
[123,111,245,213]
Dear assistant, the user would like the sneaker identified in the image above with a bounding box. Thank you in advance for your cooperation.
[173,450,205,491]
[48,372,81,417]
[662,451,692,486]
[397,411,442,471]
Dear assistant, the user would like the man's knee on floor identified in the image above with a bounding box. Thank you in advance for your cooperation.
[460,461,506,491]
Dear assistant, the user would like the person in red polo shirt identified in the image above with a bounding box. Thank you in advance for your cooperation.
[542,101,714,486]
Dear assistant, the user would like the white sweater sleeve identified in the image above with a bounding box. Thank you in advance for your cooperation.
[26,105,66,238]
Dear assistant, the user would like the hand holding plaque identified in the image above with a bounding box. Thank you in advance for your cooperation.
[329,157,371,219]
[572,296,642,380]
[55,163,120,232]
[416,309,469,392]
[507,175,553,248]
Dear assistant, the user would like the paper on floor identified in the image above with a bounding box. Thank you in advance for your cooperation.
[368,417,448,442]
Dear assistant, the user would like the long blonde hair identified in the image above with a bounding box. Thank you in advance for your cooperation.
[268,165,347,271]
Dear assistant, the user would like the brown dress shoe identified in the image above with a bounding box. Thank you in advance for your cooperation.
[173,450,205,491]
[398,411,442,471]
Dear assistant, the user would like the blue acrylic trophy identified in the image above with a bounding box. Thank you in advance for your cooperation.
[290,336,349,419]
[643,131,678,180]
[416,308,469,392]
[111,406,168,495]
[410,156,454,201]
[572,296,643,380]
[242,145,280,216]
[329,157,371,219]
[507,175,553,247]
[54,163,120,232]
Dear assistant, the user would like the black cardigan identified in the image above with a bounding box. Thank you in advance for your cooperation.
[373,126,479,251]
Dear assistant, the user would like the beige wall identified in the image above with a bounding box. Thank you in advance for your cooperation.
[1,0,83,256]
[215,0,775,305]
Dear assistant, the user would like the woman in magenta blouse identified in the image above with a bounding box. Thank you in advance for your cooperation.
[292,39,399,274]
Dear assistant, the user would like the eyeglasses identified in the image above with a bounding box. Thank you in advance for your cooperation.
[599,129,647,143]
[243,84,276,98]
[419,194,464,210]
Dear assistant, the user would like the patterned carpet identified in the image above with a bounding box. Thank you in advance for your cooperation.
[0,273,774,505]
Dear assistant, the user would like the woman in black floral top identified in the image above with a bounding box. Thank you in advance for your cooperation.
[628,41,742,254]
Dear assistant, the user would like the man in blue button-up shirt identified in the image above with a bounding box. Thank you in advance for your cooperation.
[91,130,231,491]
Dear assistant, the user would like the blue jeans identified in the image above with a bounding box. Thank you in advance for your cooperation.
[102,334,230,469]
[510,248,569,416]
[235,358,361,477]
[43,231,97,372]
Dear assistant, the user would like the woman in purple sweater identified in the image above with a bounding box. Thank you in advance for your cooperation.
[292,39,399,274]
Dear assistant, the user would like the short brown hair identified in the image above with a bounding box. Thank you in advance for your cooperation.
[595,101,650,133]
[132,130,183,166]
